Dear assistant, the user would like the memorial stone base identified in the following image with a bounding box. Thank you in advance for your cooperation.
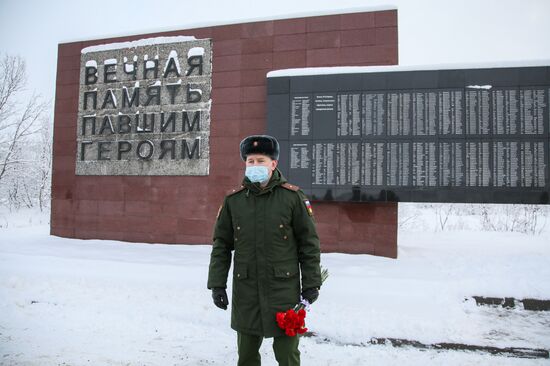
[313,201,398,258]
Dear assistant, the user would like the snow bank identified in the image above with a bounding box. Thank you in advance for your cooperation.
[0,205,549,365]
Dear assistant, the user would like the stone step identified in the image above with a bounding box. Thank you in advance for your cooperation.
[471,296,550,311]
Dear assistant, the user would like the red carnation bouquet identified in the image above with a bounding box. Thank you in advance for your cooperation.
[275,267,329,336]
[276,308,308,336]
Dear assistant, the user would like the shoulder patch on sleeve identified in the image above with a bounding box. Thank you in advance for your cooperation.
[281,182,300,192]
[303,198,314,216]
[226,185,245,196]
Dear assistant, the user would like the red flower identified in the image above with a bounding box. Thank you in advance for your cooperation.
[275,308,308,337]
[274,267,328,336]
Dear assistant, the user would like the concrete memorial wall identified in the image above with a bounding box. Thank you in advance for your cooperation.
[52,9,399,257]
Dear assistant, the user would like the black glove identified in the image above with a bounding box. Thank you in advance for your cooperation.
[301,287,319,304]
[212,288,229,310]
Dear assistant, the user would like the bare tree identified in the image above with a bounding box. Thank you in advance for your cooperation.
[37,118,52,211]
[0,54,26,121]
[0,54,48,182]
[0,53,51,213]
[434,203,454,231]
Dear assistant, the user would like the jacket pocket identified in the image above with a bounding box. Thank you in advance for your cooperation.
[270,261,300,306]
[234,262,248,280]
[273,262,299,279]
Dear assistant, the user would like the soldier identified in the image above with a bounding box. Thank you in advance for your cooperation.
[207,134,322,366]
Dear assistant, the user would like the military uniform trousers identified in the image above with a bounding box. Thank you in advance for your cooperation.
[237,331,300,366]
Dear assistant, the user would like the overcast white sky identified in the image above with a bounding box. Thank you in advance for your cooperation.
[0,0,549,111]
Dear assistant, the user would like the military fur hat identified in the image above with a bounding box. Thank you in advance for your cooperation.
[239,135,280,161]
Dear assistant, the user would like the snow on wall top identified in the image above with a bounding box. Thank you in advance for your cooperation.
[63,5,396,44]
[81,36,197,54]
[267,60,550,78]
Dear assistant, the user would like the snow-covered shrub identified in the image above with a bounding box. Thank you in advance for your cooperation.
[480,204,548,235]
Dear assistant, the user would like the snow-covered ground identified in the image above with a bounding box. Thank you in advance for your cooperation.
[0,204,549,365]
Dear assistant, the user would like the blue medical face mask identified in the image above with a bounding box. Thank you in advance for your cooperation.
[245,165,270,183]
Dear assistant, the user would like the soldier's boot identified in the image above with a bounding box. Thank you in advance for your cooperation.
[272,334,300,366]
[237,332,263,366]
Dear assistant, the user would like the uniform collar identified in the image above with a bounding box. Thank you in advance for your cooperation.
[242,168,287,195]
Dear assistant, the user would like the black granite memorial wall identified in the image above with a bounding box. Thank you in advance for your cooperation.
[267,66,550,204]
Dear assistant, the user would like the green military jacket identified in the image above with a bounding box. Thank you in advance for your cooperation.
[207,168,322,337]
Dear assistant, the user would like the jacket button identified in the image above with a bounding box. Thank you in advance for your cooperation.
[283,235,287,240]
[279,224,283,228]
[235,238,238,241]
[237,226,240,230]
[286,272,290,276]
[237,273,240,277]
